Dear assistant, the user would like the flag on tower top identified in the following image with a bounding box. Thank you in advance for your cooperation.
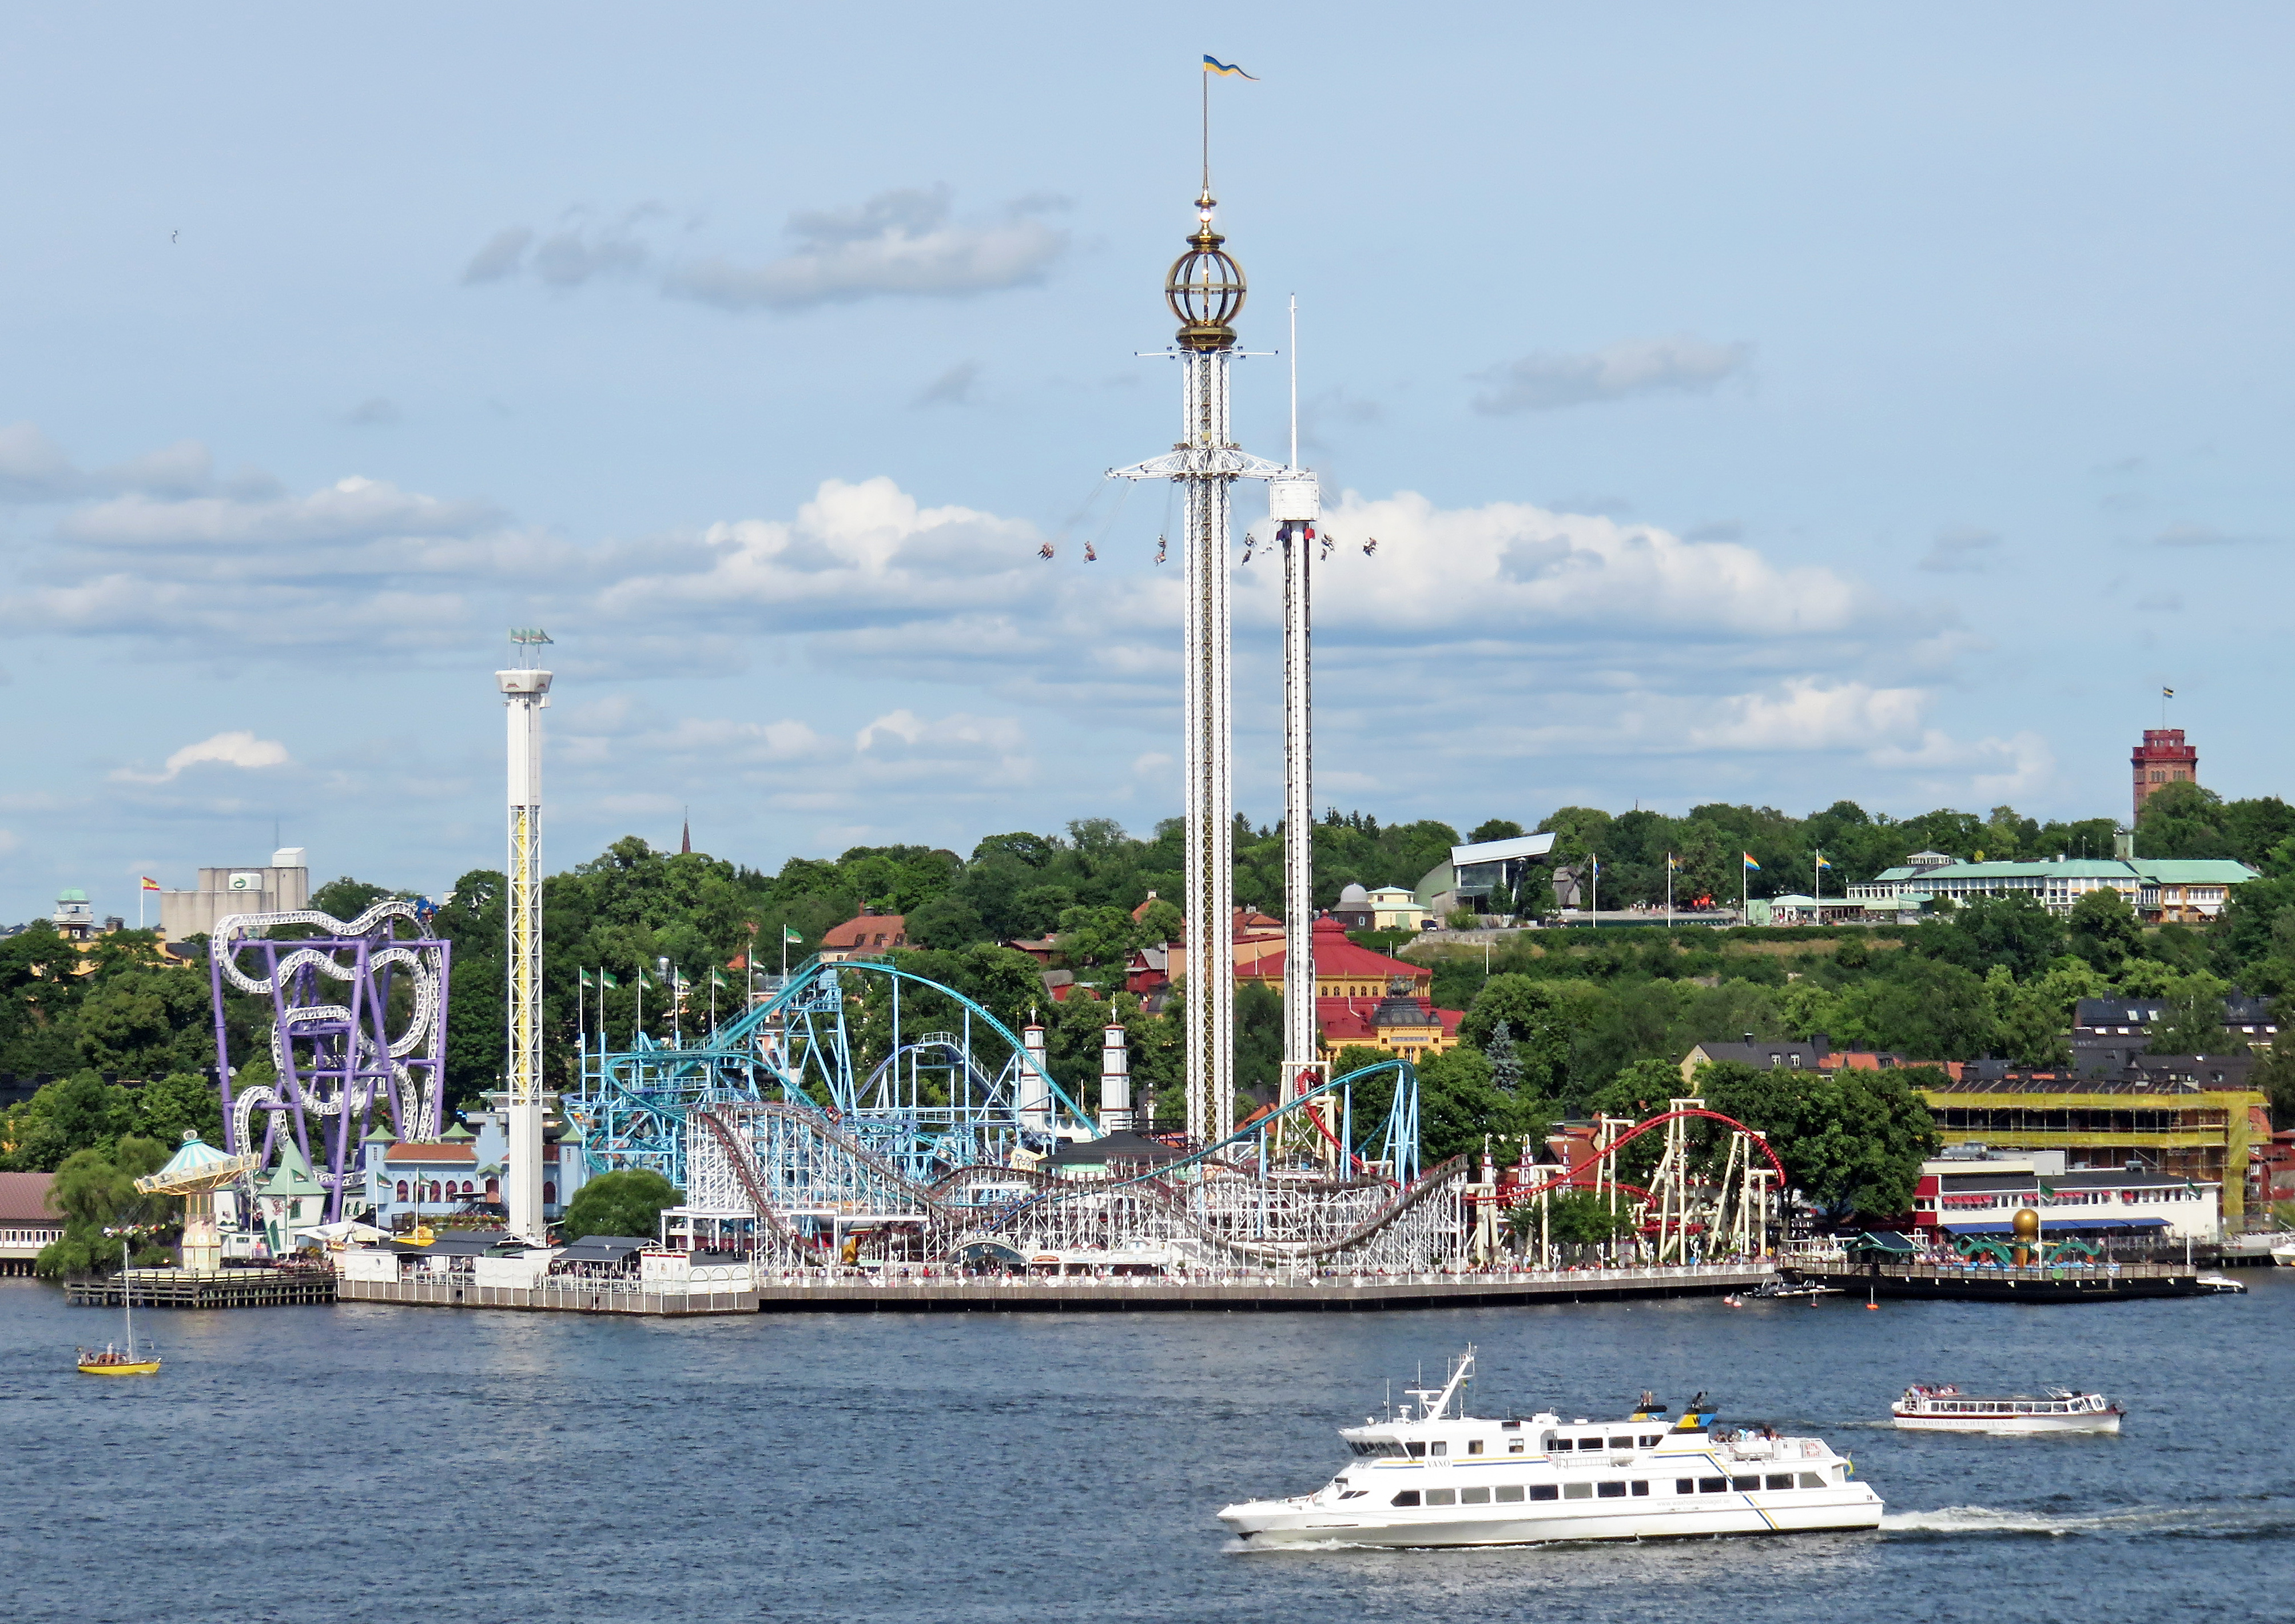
[1203,54,1256,78]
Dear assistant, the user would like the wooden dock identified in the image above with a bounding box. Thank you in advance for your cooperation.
[1789,1260,2224,1303]
[65,1267,337,1309]
[338,1262,1774,1316]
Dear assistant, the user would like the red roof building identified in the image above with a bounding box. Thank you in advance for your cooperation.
[820,913,907,961]
[1239,915,1463,1066]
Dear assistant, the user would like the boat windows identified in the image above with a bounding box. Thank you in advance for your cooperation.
[1676,1479,1696,1495]
[1698,1477,1728,1494]
[1637,1434,1661,1448]
[1407,1442,1427,1458]
[1579,1437,1605,1451]
[1425,1488,1457,1507]
[1765,1474,1795,1491]
[1630,1481,1650,1496]
[1461,1487,1490,1505]
[1528,1484,1559,1501]
[1607,1436,1633,1449]
[1730,1475,1759,1492]
[1495,1486,1526,1503]
[1597,1482,1627,1498]
[1563,1483,1593,1500]
[1430,1442,1448,1458]
[1508,1440,1526,1455]
[1467,1440,1485,1456]
[1797,1472,1825,1489]
[1550,1437,1573,1450]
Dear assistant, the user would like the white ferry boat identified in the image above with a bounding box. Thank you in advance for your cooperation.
[1217,1348,1881,1547]
[1890,1384,2122,1434]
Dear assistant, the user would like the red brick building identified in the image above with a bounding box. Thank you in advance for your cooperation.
[2132,727,2197,823]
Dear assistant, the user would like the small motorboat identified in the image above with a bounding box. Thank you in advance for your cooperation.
[1891,1384,2119,1434]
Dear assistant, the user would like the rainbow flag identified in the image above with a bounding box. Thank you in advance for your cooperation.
[1203,54,1257,78]
[1742,853,1761,870]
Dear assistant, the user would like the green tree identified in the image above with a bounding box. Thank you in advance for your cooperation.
[2068,887,2143,974]
[2146,971,2238,1056]
[0,1070,133,1171]
[557,1168,683,1243]
[131,1072,225,1146]
[1415,1046,1548,1164]
[1696,1059,1939,1216]
[35,1136,174,1275]
[1546,1189,1636,1245]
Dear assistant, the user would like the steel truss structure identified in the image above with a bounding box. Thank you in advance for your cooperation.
[568,955,1099,1191]
[1501,1105,1788,1267]
[209,900,451,1219]
[671,1052,1448,1271]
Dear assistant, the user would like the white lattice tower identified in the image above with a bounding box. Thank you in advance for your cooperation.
[499,631,552,1242]
[1111,188,1287,1147]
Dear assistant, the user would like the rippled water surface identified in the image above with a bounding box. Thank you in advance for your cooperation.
[5,1275,2290,1623]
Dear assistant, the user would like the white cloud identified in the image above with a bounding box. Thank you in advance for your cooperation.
[1279,489,1864,640]
[667,188,1066,312]
[59,475,499,550]
[1473,336,1751,414]
[113,730,291,783]
[460,189,1066,315]
[1688,680,1927,751]
[0,421,220,503]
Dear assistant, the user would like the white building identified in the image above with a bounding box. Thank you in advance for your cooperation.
[1845,854,2257,922]
[1910,1151,2219,1243]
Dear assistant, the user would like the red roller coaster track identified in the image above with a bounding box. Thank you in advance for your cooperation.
[1506,1107,1788,1203]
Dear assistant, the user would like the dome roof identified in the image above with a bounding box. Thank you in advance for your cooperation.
[1338,882,1371,904]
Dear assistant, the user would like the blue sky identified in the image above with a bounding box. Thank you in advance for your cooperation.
[3,5,2292,922]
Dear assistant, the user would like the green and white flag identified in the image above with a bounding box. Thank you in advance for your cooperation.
[710,969,730,990]
[578,968,592,988]
[599,970,619,989]
[782,926,804,945]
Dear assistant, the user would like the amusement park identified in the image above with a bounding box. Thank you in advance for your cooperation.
[73,154,1825,1306]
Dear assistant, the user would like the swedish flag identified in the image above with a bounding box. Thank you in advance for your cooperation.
[1203,54,1258,78]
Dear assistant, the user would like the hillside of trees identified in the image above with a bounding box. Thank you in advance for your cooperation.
[9,790,2295,1213]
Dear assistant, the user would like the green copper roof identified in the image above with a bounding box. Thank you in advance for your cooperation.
[258,1153,327,1199]
[361,1123,399,1144]
[2129,859,2260,882]
[441,1121,476,1141]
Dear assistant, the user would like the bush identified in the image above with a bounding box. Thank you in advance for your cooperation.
[557,1168,683,1244]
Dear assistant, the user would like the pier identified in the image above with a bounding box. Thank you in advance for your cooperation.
[64,1266,338,1309]
[334,1261,1776,1316]
[1788,1259,2224,1302]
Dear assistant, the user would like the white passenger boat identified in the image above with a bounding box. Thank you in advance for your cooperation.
[1217,1348,1882,1547]
[1890,1384,2122,1434]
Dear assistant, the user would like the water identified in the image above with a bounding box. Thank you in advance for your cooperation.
[5,1275,2292,1623]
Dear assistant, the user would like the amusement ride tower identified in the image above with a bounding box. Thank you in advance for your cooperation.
[1113,168,1316,1145]
[498,628,553,1240]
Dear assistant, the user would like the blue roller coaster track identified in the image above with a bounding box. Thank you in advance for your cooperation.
[566,954,1420,1189]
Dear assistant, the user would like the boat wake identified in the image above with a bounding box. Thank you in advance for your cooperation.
[1882,1503,2295,1541]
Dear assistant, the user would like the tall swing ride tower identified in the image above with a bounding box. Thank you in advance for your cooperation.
[498,628,553,1240]
[1113,136,1318,1146]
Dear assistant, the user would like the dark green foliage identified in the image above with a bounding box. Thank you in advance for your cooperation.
[35,1135,174,1275]
[2069,887,2143,974]
[1545,1190,1637,1244]
[557,1168,683,1245]
[1696,1060,1940,1217]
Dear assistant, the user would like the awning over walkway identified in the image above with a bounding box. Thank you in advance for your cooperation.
[1940,1219,2169,1235]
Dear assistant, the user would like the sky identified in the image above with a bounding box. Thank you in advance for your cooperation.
[3,5,2292,923]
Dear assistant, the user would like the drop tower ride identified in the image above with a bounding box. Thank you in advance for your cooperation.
[1112,143,1319,1148]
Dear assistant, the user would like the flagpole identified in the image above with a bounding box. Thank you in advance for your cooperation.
[1743,854,1749,925]
[1666,855,1673,930]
